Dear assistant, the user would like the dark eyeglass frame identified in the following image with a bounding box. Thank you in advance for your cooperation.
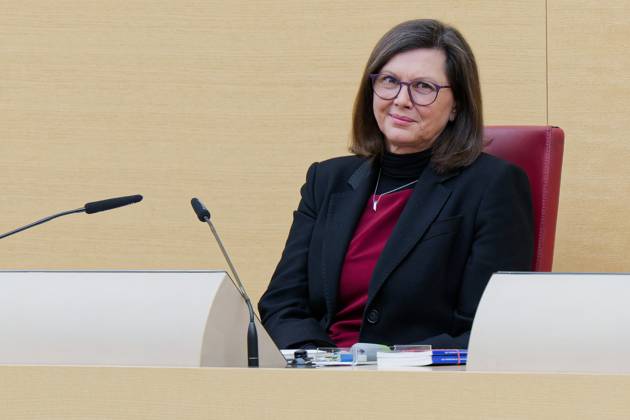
[369,73,451,106]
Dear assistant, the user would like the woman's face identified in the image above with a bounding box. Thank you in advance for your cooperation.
[373,48,456,154]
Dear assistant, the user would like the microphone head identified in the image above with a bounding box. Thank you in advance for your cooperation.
[191,197,211,222]
[84,194,143,214]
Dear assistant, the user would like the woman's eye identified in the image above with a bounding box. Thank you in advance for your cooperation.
[381,75,399,86]
[412,81,436,93]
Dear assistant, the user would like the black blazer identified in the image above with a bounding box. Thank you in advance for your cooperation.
[258,153,534,349]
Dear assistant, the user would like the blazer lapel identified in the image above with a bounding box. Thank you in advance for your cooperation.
[322,159,375,320]
[367,166,458,304]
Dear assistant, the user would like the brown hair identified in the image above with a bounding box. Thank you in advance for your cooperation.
[351,19,483,173]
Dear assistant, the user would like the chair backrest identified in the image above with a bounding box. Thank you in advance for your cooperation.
[483,126,564,271]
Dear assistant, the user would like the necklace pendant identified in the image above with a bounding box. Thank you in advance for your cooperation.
[371,167,419,214]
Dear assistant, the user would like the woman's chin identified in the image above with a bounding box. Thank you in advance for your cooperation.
[385,139,430,154]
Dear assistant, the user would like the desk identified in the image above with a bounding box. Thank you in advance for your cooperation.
[1,365,629,419]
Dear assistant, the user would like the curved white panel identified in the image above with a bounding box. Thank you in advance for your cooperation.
[468,272,630,373]
[0,270,285,367]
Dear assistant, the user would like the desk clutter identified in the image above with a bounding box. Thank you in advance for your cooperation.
[282,344,467,368]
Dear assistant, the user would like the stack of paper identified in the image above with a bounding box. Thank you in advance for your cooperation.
[377,349,467,367]
[377,350,433,367]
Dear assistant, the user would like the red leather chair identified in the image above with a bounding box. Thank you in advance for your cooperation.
[483,126,564,271]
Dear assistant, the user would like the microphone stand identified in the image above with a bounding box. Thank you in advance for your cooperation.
[202,218,259,368]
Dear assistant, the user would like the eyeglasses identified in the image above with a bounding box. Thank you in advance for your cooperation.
[369,73,451,106]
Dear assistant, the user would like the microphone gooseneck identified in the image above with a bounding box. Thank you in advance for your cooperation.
[190,197,259,368]
[0,194,143,240]
[0,208,84,240]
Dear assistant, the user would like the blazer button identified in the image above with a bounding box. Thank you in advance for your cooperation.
[366,309,380,324]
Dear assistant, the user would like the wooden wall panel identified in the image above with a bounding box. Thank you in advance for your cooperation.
[1,1,546,300]
[548,1,630,271]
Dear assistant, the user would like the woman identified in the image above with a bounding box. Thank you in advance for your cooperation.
[258,19,534,349]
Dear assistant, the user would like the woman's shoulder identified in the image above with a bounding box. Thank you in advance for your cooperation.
[300,155,371,199]
[297,155,370,210]
[315,154,368,171]
[449,153,530,197]
[306,155,370,181]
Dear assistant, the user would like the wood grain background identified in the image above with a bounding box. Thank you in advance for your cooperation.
[2,1,622,300]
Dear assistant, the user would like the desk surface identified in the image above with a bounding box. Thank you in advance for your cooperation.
[1,365,629,419]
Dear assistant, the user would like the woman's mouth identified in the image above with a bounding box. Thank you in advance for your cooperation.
[389,113,416,124]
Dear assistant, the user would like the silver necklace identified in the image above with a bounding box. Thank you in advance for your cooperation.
[372,168,418,211]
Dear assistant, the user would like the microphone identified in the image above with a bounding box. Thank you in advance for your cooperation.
[85,194,143,214]
[191,197,211,222]
[190,197,259,368]
[0,194,143,240]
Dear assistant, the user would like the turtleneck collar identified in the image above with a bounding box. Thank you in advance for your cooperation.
[380,148,432,180]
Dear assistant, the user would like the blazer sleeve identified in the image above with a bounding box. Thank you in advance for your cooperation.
[258,162,336,349]
[418,162,535,348]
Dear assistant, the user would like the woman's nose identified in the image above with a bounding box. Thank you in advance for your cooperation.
[393,84,413,107]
